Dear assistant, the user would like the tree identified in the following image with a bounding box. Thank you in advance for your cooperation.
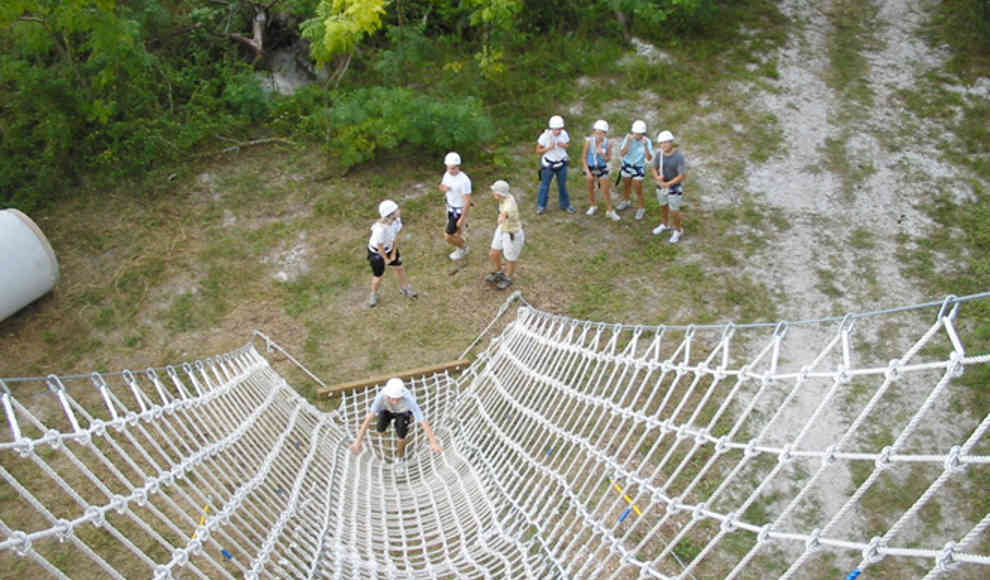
[301,0,389,86]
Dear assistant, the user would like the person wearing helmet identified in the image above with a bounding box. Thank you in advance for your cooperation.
[439,151,472,260]
[366,199,417,307]
[581,120,619,221]
[617,120,655,220]
[485,180,525,290]
[350,378,443,459]
[650,130,687,243]
[536,115,575,215]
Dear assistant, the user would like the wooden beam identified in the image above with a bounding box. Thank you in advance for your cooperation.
[317,360,472,398]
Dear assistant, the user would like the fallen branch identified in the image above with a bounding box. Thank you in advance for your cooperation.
[193,137,297,158]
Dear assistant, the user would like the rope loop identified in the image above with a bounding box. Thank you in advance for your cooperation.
[839,313,856,334]
[805,528,823,553]
[773,320,789,339]
[90,372,108,390]
[936,295,958,322]
[46,374,66,393]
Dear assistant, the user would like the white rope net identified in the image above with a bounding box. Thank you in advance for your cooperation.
[1,294,988,579]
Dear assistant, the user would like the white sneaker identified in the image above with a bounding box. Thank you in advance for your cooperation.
[615,200,631,211]
[586,206,597,216]
[635,208,645,220]
[669,230,682,244]
[449,249,460,260]
[652,223,668,235]
[367,292,379,307]
[606,210,621,221]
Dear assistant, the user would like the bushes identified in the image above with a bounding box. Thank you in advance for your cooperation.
[326,87,495,170]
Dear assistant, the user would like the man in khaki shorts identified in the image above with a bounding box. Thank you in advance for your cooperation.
[650,131,687,243]
[485,180,525,290]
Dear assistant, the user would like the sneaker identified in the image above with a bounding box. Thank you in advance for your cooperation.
[586,206,598,216]
[495,276,513,290]
[400,287,418,298]
[564,206,576,214]
[606,210,621,221]
[449,249,461,260]
[616,200,631,211]
[536,206,546,215]
[485,271,505,283]
[367,292,379,307]
[635,208,646,220]
[669,230,682,244]
[651,223,668,235]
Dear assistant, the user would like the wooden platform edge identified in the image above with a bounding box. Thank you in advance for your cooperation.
[316,359,473,398]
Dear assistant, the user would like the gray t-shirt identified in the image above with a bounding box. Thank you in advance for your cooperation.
[652,150,686,193]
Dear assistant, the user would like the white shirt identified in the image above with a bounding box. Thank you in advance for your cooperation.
[538,129,570,164]
[442,171,472,209]
[368,218,401,252]
[370,390,425,421]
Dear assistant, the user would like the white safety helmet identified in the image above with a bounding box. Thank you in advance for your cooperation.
[384,378,407,399]
[491,180,510,196]
[656,130,674,143]
[548,115,565,129]
[631,120,647,134]
[444,151,461,167]
[593,120,609,132]
[378,199,398,218]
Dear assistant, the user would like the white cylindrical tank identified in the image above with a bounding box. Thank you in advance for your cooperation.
[0,209,60,322]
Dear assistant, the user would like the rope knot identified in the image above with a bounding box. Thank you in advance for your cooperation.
[936,542,956,572]
[778,444,794,464]
[823,444,838,465]
[885,359,902,381]
[863,536,886,563]
[11,530,31,557]
[54,518,72,543]
[720,511,738,533]
[875,446,893,470]
[757,523,774,545]
[943,445,964,473]
[805,528,823,553]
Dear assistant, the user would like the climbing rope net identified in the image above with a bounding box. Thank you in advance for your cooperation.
[1,293,988,579]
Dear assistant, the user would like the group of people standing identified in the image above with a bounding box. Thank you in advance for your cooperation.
[365,115,687,308]
[542,115,687,242]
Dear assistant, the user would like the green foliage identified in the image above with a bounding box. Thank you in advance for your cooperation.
[1,0,272,211]
[302,0,389,66]
[326,87,495,169]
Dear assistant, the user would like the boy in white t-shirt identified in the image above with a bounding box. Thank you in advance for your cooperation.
[350,378,443,459]
[366,199,416,307]
[439,151,472,261]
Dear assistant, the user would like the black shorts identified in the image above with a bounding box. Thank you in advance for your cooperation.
[445,209,463,235]
[588,165,609,178]
[367,248,401,277]
[376,410,413,439]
